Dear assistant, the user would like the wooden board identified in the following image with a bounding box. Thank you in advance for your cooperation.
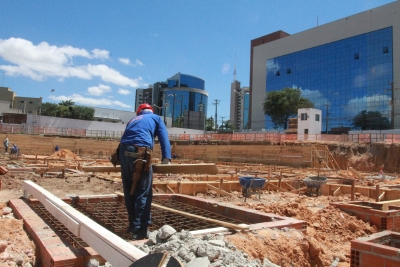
[23,181,147,265]
[152,163,219,174]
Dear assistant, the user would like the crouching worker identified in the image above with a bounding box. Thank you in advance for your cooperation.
[10,143,19,158]
[119,103,171,240]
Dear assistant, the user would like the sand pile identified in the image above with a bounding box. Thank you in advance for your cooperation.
[46,149,82,160]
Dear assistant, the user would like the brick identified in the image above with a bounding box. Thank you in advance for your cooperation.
[361,253,385,267]
[0,166,8,174]
[384,258,400,267]
[372,244,400,257]
[351,241,373,252]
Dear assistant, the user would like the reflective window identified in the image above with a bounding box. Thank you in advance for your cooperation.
[161,90,208,121]
[265,27,393,131]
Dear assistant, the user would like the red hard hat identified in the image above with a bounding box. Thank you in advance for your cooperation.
[136,103,154,114]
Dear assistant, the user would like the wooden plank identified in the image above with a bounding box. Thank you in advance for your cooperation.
[81,166,120,172]
[151,203,248,231]
[377,199,400,211]
[152,163,219,174]
[333,187,341,196]
[349,167,364,180]
[44,199,80,236]
[379,192,385,201]
[206,184,234,197]
[23,181,147,265]
[166,185,176,194]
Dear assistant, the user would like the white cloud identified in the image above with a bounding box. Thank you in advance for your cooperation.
[267,59,280,73]
[150,33,159,38]
[298,87,330,110]
[53,93,132,108]
[87,84,112,96]
[86,64,142,87]
[118,58,143,67]
[0,37,142,87]
[118,58,130,65]
[345,94,391,116]
[134,59,143,66]
[221,63,230,74]
[92,49,110,59]
[118,88,131,95]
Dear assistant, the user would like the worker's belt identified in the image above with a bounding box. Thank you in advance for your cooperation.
[125,146,153,195]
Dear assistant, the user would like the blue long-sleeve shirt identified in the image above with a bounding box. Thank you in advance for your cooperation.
[120,111,171,160]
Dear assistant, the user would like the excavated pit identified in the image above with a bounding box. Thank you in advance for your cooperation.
[23,194,306,250]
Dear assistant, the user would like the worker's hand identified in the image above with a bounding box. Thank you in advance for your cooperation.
[161,158,171,164]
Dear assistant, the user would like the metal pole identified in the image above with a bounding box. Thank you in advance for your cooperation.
[325,104,329,134]
[172,94,175,127]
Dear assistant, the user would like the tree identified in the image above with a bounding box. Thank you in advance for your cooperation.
[58,100,75,106]
[351,110,391,130]
[219,120,236,132]
[39,102,94,120]
[205,116,215,131]
[40,102,59,117]
[263,88,314,129]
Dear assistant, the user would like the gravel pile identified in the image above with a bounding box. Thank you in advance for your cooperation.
[134,225,280,267]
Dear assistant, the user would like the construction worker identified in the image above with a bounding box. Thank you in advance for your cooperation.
[3,137,9,154]
[119,103,171,240]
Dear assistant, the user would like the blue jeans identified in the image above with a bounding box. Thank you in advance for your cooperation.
[119,144,153,230]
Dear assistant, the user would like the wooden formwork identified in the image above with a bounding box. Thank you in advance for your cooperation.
[176,145,312,167]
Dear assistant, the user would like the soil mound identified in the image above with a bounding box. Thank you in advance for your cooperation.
[47,149,82,160]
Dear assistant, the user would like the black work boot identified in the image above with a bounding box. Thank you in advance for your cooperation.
[126,224,134,234]
[131,228,149,240]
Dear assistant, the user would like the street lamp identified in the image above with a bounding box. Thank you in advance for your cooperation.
[198,103,205,131]
[168,94,176,128]
[153,103,168,125]
[178,95,184,127]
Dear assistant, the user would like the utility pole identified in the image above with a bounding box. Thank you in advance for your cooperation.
[221,117,225,132]
[324,104,329,134]
[212,99,220,132]
[168,94,176,127]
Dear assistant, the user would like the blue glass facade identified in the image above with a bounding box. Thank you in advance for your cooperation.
[265,27,393,131]
[167,74,205,90]
[164,90,208,120]
[161,73,207,124]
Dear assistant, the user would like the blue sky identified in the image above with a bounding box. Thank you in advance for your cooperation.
[0,0,395,126]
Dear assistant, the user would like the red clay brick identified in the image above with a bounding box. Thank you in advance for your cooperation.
[384,258,400,267]
[361,253,385,267]
[372,244,400,257]
[351,241,373,252]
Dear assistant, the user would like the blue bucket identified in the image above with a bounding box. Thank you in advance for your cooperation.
[238,176,266,189]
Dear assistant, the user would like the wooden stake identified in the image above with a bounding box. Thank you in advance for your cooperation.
[351,180,355,201]
[376,185,380,202]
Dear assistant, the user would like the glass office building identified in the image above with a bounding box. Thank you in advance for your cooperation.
[243,92,250,129]
[250,1,400,132]
[160,73,208,128]
[265,27,393,131]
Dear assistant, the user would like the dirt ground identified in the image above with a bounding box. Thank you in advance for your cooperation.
[0,148,399,267]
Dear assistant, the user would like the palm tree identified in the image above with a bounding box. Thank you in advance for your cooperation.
[59,99,75,106]
[219,120,236,132]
